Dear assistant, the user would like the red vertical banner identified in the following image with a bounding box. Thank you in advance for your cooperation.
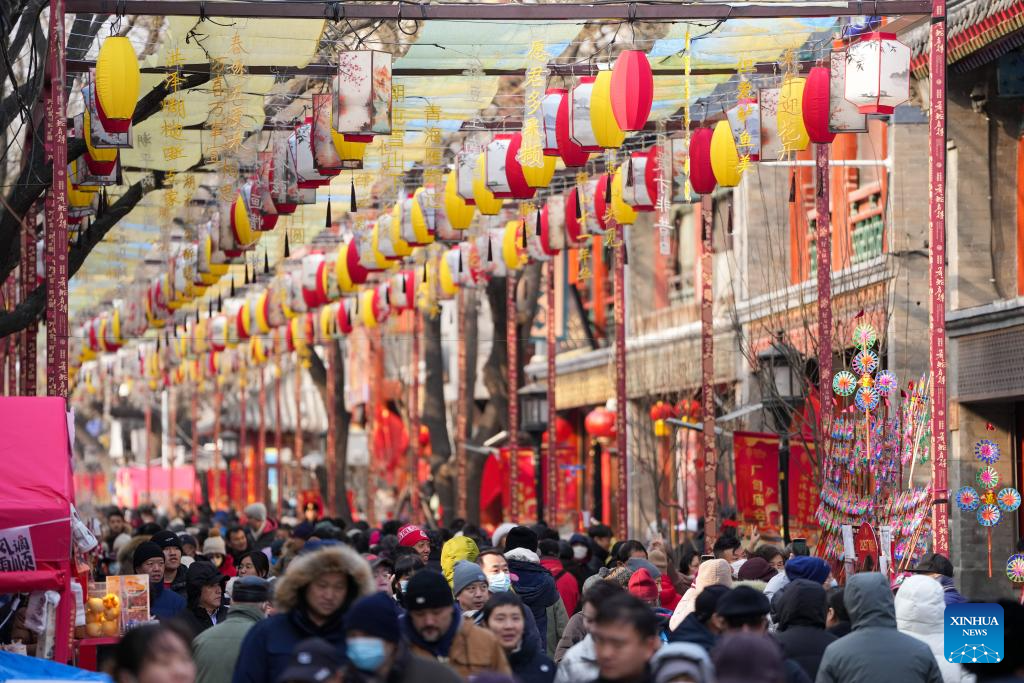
[929,0,950,556]
[700,195,718,551]
[546,262,557,526]
[6,278,17,396]
[409,311,422,523]
[239,368,248,505]
[213,388,223,509]
[144,396,152,503]
[22,207,37,396]
[274,364,284,517]
[734,432,819,544]
[44,0,67,400]
[326,343,337,516]
[815,143,833,435]
[506,275,519,521]
[456,289,468,520]
[257,367,266,505]
[613,233,628,538]
[294,358,304,515]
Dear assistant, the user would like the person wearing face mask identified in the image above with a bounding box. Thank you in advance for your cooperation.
[401,570,511,678]
[478,549,545,649]
[342,592,462,683]
[483,592,556,683]
[202,531,237,578]
[392,555,425,608]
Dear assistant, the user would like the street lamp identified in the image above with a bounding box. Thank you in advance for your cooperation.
[519,384,549,525]
[221,430,239,510]
[758,344,805,544]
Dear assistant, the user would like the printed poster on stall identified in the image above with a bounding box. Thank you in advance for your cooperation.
[0,525,36,572]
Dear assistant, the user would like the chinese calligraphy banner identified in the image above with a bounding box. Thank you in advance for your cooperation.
[733,431,819,544]
[0,526,37,572]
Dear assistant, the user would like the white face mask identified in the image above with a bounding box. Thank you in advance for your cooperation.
[572,545,588,560]
[488,572,512,593]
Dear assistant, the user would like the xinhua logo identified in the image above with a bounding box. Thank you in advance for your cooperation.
[944,603,1004,663]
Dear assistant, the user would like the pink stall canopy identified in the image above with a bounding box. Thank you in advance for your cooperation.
[0,397,75,662]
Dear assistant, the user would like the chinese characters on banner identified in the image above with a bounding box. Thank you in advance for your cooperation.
[518,41,547,168]
[380,83,405,192]
[423,103,444,204]
[0,526,36,572]
[733,431,819,544]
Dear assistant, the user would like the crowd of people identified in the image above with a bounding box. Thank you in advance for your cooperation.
[11,501,1022,683]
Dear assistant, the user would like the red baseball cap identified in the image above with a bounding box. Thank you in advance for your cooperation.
[398,524,429,547]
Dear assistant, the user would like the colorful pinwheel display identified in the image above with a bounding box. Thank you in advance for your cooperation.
[852,350,879,376]
[874,370,898,396]
[955,486,980,511]
[977,466,1000,490]
[852,323,877,350]
[1007,554,1024,582]
[975,439,1001,465]
[833,371,857,397]
[978,504,1001,527]
[997,488,1021,512]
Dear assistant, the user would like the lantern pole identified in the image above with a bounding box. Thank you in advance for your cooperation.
[929,0,950,556]
[326,341,337,517]
[815,143,833,437]
[456,288,469,520]
[409,311,422,524]
[239,368,247,505]
[20,205,37,396]
[699,194,718,552]
[613,229,628,539]
[507,275,519,522]
[275,363,284,517]
[546,261,558,528]
[257,365,266,506]
[44,0,68,400]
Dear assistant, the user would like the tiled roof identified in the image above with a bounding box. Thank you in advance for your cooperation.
[905,0,1024,75]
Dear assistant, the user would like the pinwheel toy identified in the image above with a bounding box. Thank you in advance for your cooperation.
[955,486,980,512]
[1006,554,1024,604]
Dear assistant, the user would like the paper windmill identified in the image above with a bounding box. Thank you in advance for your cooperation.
[852,323,877,350]
[832,371,857,397]
[874,370,898,396]
[997,488,1021,512]
[975,439,1001,465]
[1007,554,1024,583]
[855,386,880,411]
[977,466,1000,490]
[852,350,879,376]
[955,486,980,511]
[977,504,1001,527]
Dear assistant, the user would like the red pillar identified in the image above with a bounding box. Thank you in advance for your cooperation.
[613,231,628,538]
[409,311,422,523]
[507,275,519,521]
[700,195,718,552]
[326,342,337,516]
[546,260,558,527]
[44,0,67,400]
[815,143,833,437]
[929,0,950,555]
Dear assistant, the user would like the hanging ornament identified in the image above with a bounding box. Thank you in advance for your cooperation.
[778,77,810,153]
[844,32,911,114]
[555,88,591,167]
[94,36,140,133]
[444,171,476,230]
[688,127,716,195]
[802,66,836,144]
[472,151,503,215]
[610,49,654,131]
[710,120,741,188]
[590,69,626,149]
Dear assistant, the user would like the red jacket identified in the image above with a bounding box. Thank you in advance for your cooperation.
[660,573,681,611]
[540,557,579,615]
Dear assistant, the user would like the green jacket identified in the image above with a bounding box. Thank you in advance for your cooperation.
[193,603,266,683]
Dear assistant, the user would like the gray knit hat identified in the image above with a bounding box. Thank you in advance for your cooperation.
[452,560,487,597]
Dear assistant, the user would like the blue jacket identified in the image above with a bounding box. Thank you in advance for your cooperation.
[508,559,559,640]
[150,582,185,621]
[231,608,347,683]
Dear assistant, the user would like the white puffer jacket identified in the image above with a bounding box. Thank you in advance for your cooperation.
[895,575,976,683]
[553,633,597,683]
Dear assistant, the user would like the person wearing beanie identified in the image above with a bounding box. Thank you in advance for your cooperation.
[452,560,490,618]
[503,526,565,658]
[399,570,511,678]
[179,533,198,559]
[397,525,431,563]
[179,560,230,638]
[651,641,714,683]
[627,567,660,607]
[133,541,185,621]
[668,584,728,653]
[669,557,732,631]
[343,592,462,683]
[202,531,237,578]
[441,535,480,587]
[193,577,270,683]
[244,502,279,552]
[491,522,517,550]
[151,530,188,598]
[736,556,778,588]
[232,545,375,683]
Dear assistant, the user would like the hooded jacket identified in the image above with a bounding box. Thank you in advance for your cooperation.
[817,573,943,683]
[180,562,229,638]
[506,549,561,648]
[895,575,975,683]
[771,579,836,681]
[251,518,279,552]
[231,546,375,683]
[193,603,266,683]
[540,556,580,616]
[554,633,598,683]
[669,559,732,631]
[441,536,480,586]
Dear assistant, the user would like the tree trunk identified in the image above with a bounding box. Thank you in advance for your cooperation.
[461,289,480,523]
[421,309,454,524]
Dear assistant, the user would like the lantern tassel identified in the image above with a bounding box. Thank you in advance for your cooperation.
[326,198,332,228]
[97,188,107,219]
[604,174,612,204]
[230,276,236,297]
[536,209,542,237]
[244,260,250,285]
[264,249,270,275]
[487,236,494,263]
[216,292,222,312]
[284,231,291,258]
[623,243,629,266]
[422,266,427,283]
[521,221,527,249]
[208,301,214,318]
[575,190,583,220]
[788,172,796,203]
[350,177,357,213]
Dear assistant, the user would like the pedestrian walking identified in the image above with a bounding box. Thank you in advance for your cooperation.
[193,577,270,683]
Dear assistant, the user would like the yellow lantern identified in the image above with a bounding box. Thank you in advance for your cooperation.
[249,335,268,365]
[520,154,556,189]
[501,220,526,271]
[320,304,336,340]
[253,292,271,334]
[444,172,475,229]
[83,108,118,167]
[67,180,95,213]
[232,196,258,247]
[590,70,626,149]
[778,77,810,153]
[334,242,356,293]
[389,201,413,258]
[410,187,436,244]
[330,130,368,165]
[438,251,459,296]
[238,300,252,339]
[95,37,140,125]
[710,120,741,188]
[472,152,503,215]
[360,289,378,328]
[610,167,637,225]
[370,223,394,270]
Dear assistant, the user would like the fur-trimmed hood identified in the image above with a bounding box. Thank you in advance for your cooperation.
[273,545,374,612]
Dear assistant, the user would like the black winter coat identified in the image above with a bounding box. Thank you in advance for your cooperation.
[508,636,557,683]
[667,612,716,653]
[772,579,836,681]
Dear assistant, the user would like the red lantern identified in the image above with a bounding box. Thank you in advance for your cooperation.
[543,416,574,446]
[622,148,659,212]
[539,201,561,255]
[555,89,591,168]
[345,240,370,285]
[504,132,537,200]
[610,50,654,131]
[585,406,617,439]
[688,127,717,196]
[802,66,835,144]
[565,187,585,245]
[336,299,353,335]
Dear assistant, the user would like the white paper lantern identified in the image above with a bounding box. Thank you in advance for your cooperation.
[568,77,601,152]
[843,32,910,114]
[456,152,478,204]
[485,136,514,197]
